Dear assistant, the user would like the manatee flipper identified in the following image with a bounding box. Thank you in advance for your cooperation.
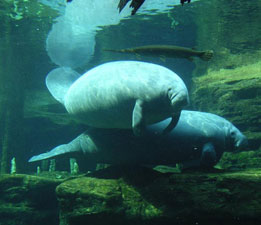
[28,134,84,162]
[132,99,145,136]
[46,67,80,104]
[200,142,217,167]
[162,112,180,135]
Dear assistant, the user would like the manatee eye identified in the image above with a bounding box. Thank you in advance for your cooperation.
[230,131,236,137]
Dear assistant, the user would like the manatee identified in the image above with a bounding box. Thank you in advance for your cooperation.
[28,110,248,169]
[46,61,189,136]
[104,45,214,61]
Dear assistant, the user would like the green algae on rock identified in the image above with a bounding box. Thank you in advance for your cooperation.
[2,168,261,225]
[217,148,261,170]
[0,174,62,225]
[55,166,261,225]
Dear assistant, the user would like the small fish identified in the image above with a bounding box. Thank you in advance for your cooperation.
[181,0,191,6]
[118,0,192,15]
[66,1,192,15]
[118,0,145,15]
[104,45,214,61]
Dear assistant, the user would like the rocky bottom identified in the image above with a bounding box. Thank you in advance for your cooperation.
[1,166,261,225]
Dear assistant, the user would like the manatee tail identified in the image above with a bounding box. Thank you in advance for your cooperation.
[199,50,214,61]
[28,134,83,162]
[28,144,71,162]
[46,67,81,104]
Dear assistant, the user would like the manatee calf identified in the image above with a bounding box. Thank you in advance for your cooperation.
[46,61,189,136]
[29,110,247,169]
[104,45,213,61]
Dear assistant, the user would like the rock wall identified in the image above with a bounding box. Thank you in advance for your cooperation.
[193,0,261,75]
[191,0,261,150]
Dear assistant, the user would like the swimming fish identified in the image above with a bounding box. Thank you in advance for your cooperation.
[67,1,192,15]
[118,0,145,15]
[118,0,192,15]
[104,45,214,61]
[181,0,191,6]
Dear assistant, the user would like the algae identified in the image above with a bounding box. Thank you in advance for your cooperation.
[55,166,261,225]
[0,174,61,225]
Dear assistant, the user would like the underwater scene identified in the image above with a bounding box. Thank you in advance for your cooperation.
[0,0,261,224]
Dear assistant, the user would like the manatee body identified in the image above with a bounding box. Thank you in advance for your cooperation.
[46,61,189,135]
[29,110,247,168]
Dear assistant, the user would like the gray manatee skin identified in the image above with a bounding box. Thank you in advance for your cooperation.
[46,61,189,136]
[29,110,248,168]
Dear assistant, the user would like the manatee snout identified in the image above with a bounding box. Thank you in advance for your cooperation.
[170,90,189,112]
[235,135,248,151]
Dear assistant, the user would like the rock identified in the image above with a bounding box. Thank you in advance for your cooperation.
[56,166,261,225]
[193,0,261,75]
[2,168,261,225]
[0,174,62,225]
[218,148,261,170]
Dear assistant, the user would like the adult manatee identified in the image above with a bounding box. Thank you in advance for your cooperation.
[46,61,189,136]
[29,110,248,169]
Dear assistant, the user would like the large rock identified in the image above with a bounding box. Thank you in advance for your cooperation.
[2,168,261,225]
[56,166,261,225]
[218,148,261,170]
[191,61,261,150]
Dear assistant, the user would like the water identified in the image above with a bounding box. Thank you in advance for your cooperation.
[0,0,260,171]
[0,0,261,224]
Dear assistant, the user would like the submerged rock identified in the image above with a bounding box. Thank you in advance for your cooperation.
[0,174,62,225]
[1,168,261,225]
[56,166,261,225]
[218,148,261,170]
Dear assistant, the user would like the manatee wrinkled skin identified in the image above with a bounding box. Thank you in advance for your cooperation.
[29,110,247,169]
[46,61,189,136]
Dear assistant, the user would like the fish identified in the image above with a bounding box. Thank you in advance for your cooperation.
[66,1,192,15]
[118,0,192,15]
[104,45,214,61]
[118,0,145,15]
[181,0,191,6]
